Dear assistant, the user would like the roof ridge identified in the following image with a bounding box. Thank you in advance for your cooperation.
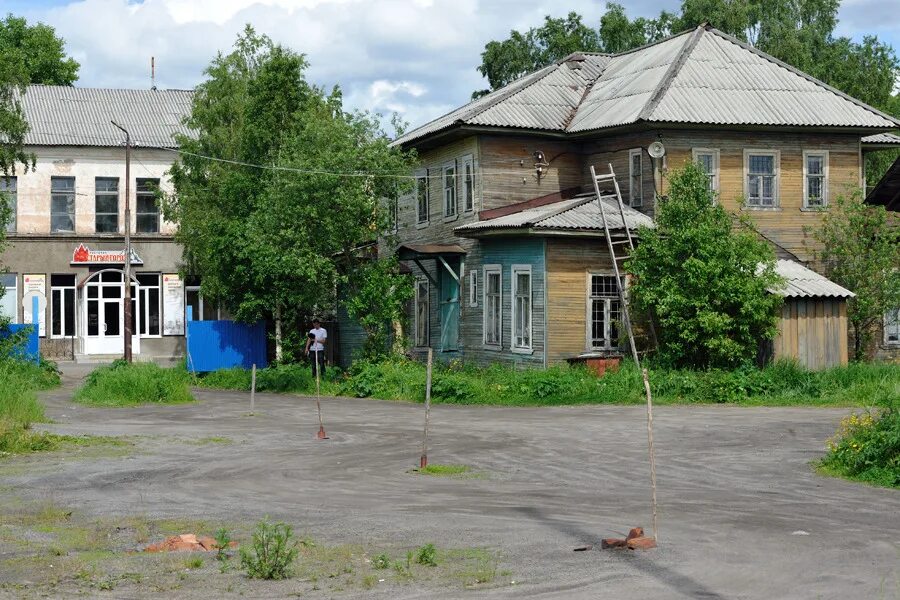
[638,25,706,122]
[26,84,194,93]
[704,27,900,128]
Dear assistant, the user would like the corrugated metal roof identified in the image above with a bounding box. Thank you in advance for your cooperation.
[20,85,194,148]
[396,26,899,146]
[455,193,654,235]
[769,260,854,298]
[861,132,900,145]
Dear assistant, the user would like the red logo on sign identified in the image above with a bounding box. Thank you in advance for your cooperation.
[73,244,90,263]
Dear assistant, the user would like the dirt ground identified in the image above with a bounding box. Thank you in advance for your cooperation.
[1,364,898,599]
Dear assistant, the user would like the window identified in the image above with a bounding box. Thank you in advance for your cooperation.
[468,269,477,307]
[803,151,828,209]
[692,148,719,195]
[415,277,429,347]
[51,176,75,233]
[0,273,16,324]
[443,163,457,217]
[388,195,398,233]
[185,286,220,322]
[483,265,501,346]
[588,274,622,350]
[461,155,475,212]
[95,177,119,233]
[416,172,429,225]
[512,265,532,351]
[629,149,642,207]
[50,274,76,338]
[1,176,16,233]
[136,178,160,233]
[745,150,778,207]
[137,273,161,336]
[885,308,900,346]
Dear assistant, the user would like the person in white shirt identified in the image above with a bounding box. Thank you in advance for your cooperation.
[305,318,328,378]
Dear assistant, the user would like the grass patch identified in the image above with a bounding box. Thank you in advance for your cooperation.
[185,436,232,446]
[817,407,899,488]
[413,464,478,478]
[0,358,60,455]
[74,360,194,407]
[196,363,342,395]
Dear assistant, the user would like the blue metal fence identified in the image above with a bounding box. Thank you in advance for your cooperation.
[1,324,40,363]
[186,317,267,373]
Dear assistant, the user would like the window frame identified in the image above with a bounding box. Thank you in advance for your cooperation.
[511,264,533,353]
[802,150,829,210]
[135,178,161,234]
[692,148,720,196]
[482,264,502,348]
[415,170,429,227]
[50,176,76,233]
[1,273,18,324]
[468,269,478,307]
[442,162,457,219]
[460,154,475,213]
[185,285,221,322]
[885,307,900,346]
[1,176,16,233]
[137,273,162,338]
[586,272,623,351]
[414,276,430,348]
[94,176,119,233]
[628,148,643,207]
[50,274,76,339]
[743,149,780,209]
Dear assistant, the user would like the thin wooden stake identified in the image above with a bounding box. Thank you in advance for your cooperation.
[250,363,256,415]
[420,348,433,468]
[642,368,659,541]
[315,350,328,439]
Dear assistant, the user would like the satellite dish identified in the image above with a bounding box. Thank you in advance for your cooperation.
[647,141,666,159]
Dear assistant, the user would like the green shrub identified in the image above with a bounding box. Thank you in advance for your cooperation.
[74,360,194,406]
[416,543,437,567]
[197,364,342,395]
[819,408,899,488]
[372,553,391,569]
[240,518,298,580]
[197,368,252,391]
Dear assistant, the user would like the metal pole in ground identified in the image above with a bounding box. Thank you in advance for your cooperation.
[250,363,256,415]
[420,347,433,468]
[315,349,328,439]
[110,121,132,364]
[642,368,659,541]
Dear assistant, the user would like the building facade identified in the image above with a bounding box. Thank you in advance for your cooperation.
[376,25,900,369]
[0,86,198,361]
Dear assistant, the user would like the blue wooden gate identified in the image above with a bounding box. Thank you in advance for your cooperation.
[186,316,267,373]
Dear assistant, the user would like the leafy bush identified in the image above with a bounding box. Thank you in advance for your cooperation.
[240,518,298,580]
[74,360,194,406]
[819,408,899,488]
[197,364,342,394]
[416,543,437,567]
[372,553,391,569]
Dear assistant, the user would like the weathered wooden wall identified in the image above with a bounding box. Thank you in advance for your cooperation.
[773,298,848,369]
[582,132,659,218]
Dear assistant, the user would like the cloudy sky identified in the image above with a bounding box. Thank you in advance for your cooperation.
[4,0,897,130]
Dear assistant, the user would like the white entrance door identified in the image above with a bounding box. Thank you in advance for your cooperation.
[83,271,140,355]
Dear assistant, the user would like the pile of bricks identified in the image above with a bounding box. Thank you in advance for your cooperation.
[601,527,657,551]
[144,533,236,553]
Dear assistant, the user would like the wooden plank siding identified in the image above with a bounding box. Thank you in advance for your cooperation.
[773,298,849,369]
[582,132,660,219]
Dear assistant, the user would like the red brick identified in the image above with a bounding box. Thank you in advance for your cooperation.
[627,536,657,550]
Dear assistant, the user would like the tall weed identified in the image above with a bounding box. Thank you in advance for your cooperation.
[74,360,194,406]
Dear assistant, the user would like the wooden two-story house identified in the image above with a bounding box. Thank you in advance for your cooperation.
[377,25,898,368]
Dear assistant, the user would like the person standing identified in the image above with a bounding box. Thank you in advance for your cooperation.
[305,318,328,378]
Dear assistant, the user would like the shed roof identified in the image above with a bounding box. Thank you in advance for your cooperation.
[455,193,653,236]
[394,25,898,147]
[864,155,900,211]
[769,260,854,298]
[861,132,900,146]
[20,85,194,148]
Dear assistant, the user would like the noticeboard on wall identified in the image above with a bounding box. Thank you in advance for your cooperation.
[22,274,47,337]
[162,274,184,336]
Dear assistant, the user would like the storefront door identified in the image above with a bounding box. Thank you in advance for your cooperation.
[83,271,140,355]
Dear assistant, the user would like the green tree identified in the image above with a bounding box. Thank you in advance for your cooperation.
[627,163,782,368]
[811,194,900,360]
[343,256,413,359]
[167,27,415,360]
[0,14,79,85]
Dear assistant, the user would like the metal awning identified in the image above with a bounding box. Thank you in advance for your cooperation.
[397,243,467,260]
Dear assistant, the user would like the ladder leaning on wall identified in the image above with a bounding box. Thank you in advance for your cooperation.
[589,163,660,542]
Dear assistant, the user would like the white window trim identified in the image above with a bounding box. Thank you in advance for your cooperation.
[482,264,502,349]
[802,150,829,210]
[468,269,477,307]
[50,277,76,339]
[743,149,781,209]
[585,272,624,352]
[885,307,900,346]
[511,264,533,354]
[414,276,429,348]
[137,274,162,338]
[628,148,643,207]
[460,154,475,213]
[442,162,457,220]
[415,170,429,228]
[692,147,720,196]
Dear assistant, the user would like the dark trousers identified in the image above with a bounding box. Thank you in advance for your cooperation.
[310,349,325,379]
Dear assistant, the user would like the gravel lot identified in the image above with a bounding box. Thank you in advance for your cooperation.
[1,363,898,599]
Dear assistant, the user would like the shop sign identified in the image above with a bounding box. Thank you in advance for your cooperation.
[71,244,143,265]
[162,274,185,336]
